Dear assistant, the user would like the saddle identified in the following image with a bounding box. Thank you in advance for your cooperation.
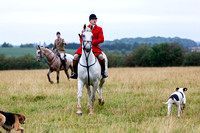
[57,53,67,69]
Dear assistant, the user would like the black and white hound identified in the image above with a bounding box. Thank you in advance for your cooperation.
[163,88,187,117]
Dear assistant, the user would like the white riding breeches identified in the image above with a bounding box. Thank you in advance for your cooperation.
[60,53,65,60]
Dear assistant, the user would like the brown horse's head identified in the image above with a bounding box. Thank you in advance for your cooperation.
[36,46,44,62]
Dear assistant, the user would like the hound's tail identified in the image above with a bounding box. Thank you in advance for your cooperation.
[162,99,172,104]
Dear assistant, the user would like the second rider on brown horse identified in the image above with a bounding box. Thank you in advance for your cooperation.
[52,32,68,70]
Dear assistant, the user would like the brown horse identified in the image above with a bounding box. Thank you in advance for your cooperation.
[36,46,73,84]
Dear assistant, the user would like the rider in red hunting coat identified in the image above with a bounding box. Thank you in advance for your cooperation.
[70,14,108,79]
[75,24,104,56]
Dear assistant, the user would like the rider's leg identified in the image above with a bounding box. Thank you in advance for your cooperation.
[98,54,108,78]
[60,53,67,70]
[70,54,80,79]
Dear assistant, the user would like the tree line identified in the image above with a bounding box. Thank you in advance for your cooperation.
[1,43,200,70]
[0,54,47,70]
[1,36,198,51]
[108,43,200,67]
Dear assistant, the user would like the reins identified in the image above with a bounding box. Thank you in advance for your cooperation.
[79,40,97,85]
[38,48,57,67]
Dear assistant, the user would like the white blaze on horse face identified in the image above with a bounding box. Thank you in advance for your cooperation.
[36,50,40,56]
[82,32,93,42]
[82,29,93,53]
[36,50,41,61]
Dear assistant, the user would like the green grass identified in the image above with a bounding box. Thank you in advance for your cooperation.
[0,48,76,57]
[0,68,200,133]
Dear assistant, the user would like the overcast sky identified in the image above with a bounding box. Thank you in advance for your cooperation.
[0,0,200,45]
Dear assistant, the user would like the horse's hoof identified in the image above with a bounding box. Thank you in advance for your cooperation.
[76,112,82,116]
[98,99,104,106]
[50,81,54,84]
[76,107,82,116]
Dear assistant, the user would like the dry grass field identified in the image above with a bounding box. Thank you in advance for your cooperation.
[0,67,200,133]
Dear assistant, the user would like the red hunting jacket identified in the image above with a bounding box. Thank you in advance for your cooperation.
[75,24,104,56]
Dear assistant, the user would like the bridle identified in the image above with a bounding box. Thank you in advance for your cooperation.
[37,47,44,61]
[79,31,97,85]
[80,40,97,68]
[37,47,57,66]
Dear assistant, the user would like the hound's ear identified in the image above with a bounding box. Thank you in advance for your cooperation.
[21,114,25,120]
[90,25,93,30]
[183,88,187,91]
[37,45,40,50]
[83,24,86,30]
[17,114,22,120]
[176,88,179,91]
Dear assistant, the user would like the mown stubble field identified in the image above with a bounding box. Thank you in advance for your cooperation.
[0,67,200,133]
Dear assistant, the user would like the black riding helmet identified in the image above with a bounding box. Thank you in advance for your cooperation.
[89,14,97,20]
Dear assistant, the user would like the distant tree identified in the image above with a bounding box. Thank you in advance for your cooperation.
[0,54,7,70]
[183,52,200,66]
[65,43,80,49]
[47,43,54,48]
[124,45,151,67]
[166,43,185,66]
[150,43,184,66]
[0,54,47,70]
[106,53,125,67]
[1,42,13,48]
[20,43,34,48]
[124,43,184,67]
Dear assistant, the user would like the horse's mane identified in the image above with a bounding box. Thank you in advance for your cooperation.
[40,47,52,54]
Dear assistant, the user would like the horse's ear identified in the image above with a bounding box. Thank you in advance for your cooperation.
[183,88,187,91]
[78,34,81,39]
[83,24,86,30]
[37,45,40,50]
[90,25,93,30]
[176,88,179,91]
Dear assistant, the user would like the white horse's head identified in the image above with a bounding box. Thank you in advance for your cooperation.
[82,24,93,53]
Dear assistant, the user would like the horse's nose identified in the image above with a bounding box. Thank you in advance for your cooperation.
[85,48,90,52]
[85,44,91,52]
[37,57,41,62]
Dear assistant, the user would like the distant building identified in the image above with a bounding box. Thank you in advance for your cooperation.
[191,47,200,52]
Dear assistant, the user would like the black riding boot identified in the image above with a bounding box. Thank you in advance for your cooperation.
[62,58,68,76]
[70,60,78,79]
[100,59,108,78]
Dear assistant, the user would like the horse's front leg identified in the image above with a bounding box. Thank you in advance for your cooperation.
[98,78,105,106]
[77,80,84,116]
[47,69,54,84]
[57,71,60,84]
[86,85,91,109]
[90,81,98,115]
